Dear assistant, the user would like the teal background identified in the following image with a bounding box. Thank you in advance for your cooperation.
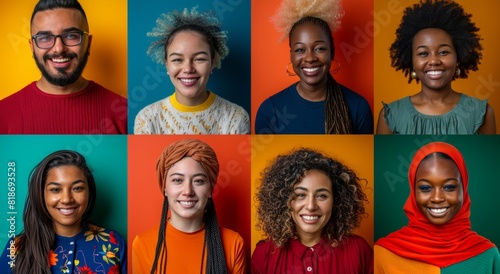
[127,0,251,133]
[0,135,127,251]
[374,135,500,247]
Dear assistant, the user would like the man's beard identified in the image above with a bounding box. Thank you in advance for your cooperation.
[34,48,89,87]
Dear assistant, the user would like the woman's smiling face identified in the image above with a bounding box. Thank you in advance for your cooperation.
[414,155,463,225]
[289,22,333,89]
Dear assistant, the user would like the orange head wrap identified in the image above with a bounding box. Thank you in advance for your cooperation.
[156,139,219,194]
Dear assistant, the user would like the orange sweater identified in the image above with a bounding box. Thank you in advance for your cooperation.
[133,223,246,273]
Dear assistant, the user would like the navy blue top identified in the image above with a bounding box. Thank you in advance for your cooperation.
[255,83,373,134]
[0,224,127,273]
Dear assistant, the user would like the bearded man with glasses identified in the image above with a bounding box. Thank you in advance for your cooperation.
[0,0,127,134]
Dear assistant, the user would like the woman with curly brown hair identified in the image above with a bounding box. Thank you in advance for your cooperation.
[376,0,496,134]
[252,148,373,273]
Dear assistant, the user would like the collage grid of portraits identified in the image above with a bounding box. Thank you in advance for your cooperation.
[0,0,499,273]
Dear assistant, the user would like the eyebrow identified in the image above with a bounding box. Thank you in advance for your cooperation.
[168,51,210,58]
[416,43,452,50]
[294,186,331,193]
[46,180,87,186]
[34,27,84,36]
[168,172,208,178]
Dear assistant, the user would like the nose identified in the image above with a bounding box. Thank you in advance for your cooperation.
[430,189,445,203]
[305,195,318,211]
[51,36,67,53]
[182,182,194,196]
[61,189,73,204]
[304,49,317,63]
[428,54,442,65]
[182,61,195,73]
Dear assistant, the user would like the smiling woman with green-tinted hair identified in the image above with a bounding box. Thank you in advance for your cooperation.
[134,7,250,135]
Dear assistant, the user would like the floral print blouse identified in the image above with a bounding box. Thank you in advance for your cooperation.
[1,223,127,273]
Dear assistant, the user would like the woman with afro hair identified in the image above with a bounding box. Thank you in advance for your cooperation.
[252,148,373,273]
[376,0,496,134]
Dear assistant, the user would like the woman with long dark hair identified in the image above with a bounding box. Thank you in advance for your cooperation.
[132,139,246,273]
[0,150,126,273]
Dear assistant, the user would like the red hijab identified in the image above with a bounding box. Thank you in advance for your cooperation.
[376,142,495,267]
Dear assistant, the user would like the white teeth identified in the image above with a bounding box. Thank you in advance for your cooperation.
[426,71,442,75]
[429,208,447,214]
[180,78,197,83]
[179,201,196,206]
[302,215,319,221]
[52,58,70,63]
[59,208,75,214]
[303,67,319,72]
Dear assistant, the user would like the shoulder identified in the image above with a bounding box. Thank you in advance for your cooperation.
[136,97,170,116]
[252,240,276,262]
[336,235,373,257]
[132,226,159,249]
[214,95,248,115]
[339,85,367,101]
[220,227,244,245]
[84,224,125,245]
[88,82,125,99]
[0,82,36,104]
[262,84,296,104]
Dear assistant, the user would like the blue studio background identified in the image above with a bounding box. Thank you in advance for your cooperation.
[127,0,251,133]
[0,135,128,251]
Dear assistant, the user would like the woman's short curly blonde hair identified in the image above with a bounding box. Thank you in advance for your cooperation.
[272,0,344,43]
[147,6,229,69]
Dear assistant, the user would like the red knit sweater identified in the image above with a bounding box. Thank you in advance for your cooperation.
[0,81,127,134]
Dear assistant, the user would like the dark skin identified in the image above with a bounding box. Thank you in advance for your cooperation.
[289,22,333,102]
[377,28,496,134]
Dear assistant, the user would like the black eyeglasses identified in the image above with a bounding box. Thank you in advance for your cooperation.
[31,31,89,49]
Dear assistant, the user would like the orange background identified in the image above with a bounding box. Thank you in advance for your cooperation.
[0,0,127,99]
[374,0,500,130]
[251,0,374,133]
[250,135,374,255]
[128,135,251,273]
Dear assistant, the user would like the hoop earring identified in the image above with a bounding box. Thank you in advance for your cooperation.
[410,68,417,80]
[455,67,461,77]
[330,59,341,74]
[285,62,296,76]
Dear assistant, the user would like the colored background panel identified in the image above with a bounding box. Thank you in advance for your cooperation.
[128,135,251,273]
[0,0,128,99]
[251,0,374,133]
[374,0,500,131]
[0,135,128,252]
[374,135,500,246]
[127,0,251,133]
[250,135,374,254]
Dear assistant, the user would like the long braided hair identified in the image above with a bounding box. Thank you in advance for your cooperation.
[289,16,353,134]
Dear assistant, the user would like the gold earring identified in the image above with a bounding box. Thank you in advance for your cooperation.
[410,69,417,80]
[285,62,296,76]
[455,67,461,77]
[330,59,341,74]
